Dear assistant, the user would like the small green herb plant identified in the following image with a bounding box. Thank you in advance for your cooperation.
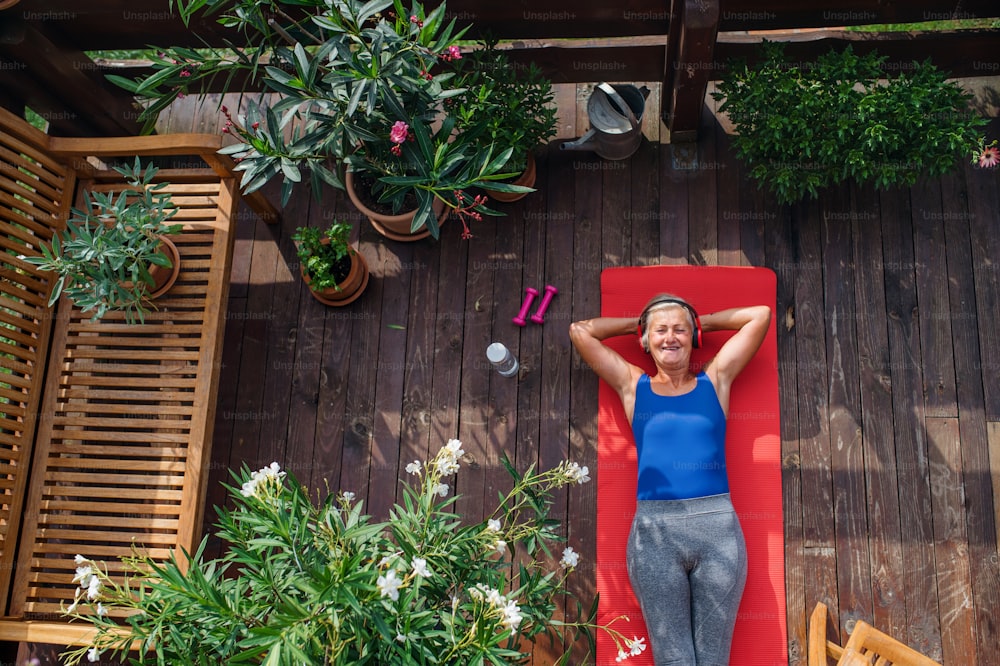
[712,41,989,204]
[22,157,180,324]
[292,223,355,293]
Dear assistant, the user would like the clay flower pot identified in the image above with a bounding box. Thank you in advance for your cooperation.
[345,170,447,242]
[300,237,370,307]
[146,235,182,298]
[487,152,537,203]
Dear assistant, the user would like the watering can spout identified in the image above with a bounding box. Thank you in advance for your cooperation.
[559,129,598,152]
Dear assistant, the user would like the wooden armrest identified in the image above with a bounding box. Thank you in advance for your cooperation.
[844,621,942,666]
[808,602,830,666]
[48,134,281,224]
[47,134,223,159]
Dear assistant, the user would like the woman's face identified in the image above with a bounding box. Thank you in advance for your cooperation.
[646,307,693,368]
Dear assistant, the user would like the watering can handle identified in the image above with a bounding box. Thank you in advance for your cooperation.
[596,82,639,131]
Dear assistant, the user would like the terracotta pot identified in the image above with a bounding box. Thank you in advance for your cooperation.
[122,235,181,299]
[300,238,370,307]
[345,171,447,242]
[488,153,537,203]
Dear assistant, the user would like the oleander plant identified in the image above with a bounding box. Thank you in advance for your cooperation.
[62,439,646,665]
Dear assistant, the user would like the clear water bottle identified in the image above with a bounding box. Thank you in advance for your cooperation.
[486,342,519,377]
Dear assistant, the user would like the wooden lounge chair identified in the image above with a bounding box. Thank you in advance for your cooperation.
[809,602,942,666]
[0,106,277,643]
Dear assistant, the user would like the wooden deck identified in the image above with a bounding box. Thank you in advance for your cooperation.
[17,83,1000,664]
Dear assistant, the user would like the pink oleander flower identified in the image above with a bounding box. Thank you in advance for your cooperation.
[448,45,461,60]
[978,144,1000,169]
[390,121,409,145]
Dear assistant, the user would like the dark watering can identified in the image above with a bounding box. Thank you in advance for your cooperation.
[560,83,650,160]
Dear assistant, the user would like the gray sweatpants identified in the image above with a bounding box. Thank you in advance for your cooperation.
[626,494,748,665]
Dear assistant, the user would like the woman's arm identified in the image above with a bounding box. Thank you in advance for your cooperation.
[702,305,772,389]
[568,317,641,398]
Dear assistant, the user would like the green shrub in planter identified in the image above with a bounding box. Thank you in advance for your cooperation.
[712,41,989,204]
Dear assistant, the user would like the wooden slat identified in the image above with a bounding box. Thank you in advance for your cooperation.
[926,417,976,664]
[851,184,905,637]
[878,183,941,656]
[944,163,1000,663]
[821,184,873,633]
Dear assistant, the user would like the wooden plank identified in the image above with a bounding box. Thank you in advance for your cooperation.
[629,138,659,266]
[766,201,806,664]
[714,116,740,267]
[821,183,873,632]
[793,197,833,550]
[851,183,905,637]
[533,111,576,666]
[283,186,336,498]
[337,216,382,511]
[714,30,1000,79]
[659,145,689,263]
[427,209,466,461]
[925,417,976,665]
[687,105,718,265]
[481,184,527,548]
[455,202,496,525]
[368,232,416,520]
[967,151,1000,421]
[395,222,440,493]
[249,179,304,486]
[225,210,281,477]
[911,178,957,418]
[600,149,632,271]
[567,137,602,666]
[878,184,942,656]
[943,164,1000,664]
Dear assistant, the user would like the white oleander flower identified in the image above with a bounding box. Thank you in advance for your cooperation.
[411,557,431,578]
[241,462,286,498]
[628,636,647,655]
[434,439,465,476]
[87,574,102,600]
[500,598,523,631]
[87,647,101,662]
[564,461,590,484]
[494,539,507,555]
[377,570,402,601]
[340,491,356,502]
[486,518,501,532]
[434,483,449,497]
[405,460,422,475]
[560,546,580,568]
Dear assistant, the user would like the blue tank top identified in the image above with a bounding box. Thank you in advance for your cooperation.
[631,372,728,500]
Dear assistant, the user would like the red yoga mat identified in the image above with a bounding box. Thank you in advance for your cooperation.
[596,265,786,665]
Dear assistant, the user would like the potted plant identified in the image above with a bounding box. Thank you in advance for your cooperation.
[21,157,181,324]
[451,40,559,203]
[109,0,531,240]
[711,41,989,204]
[292,222,370,306]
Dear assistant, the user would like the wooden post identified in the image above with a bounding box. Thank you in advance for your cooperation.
[661,0,720,144]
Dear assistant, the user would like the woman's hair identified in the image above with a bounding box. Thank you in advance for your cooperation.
[638,293,697,353]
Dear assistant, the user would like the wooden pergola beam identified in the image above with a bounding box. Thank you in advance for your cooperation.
[0,16,140,135]
[662,0,720,143]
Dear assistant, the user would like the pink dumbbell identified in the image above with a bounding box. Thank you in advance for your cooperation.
[513,287,539,326]
[531,285,558,324]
